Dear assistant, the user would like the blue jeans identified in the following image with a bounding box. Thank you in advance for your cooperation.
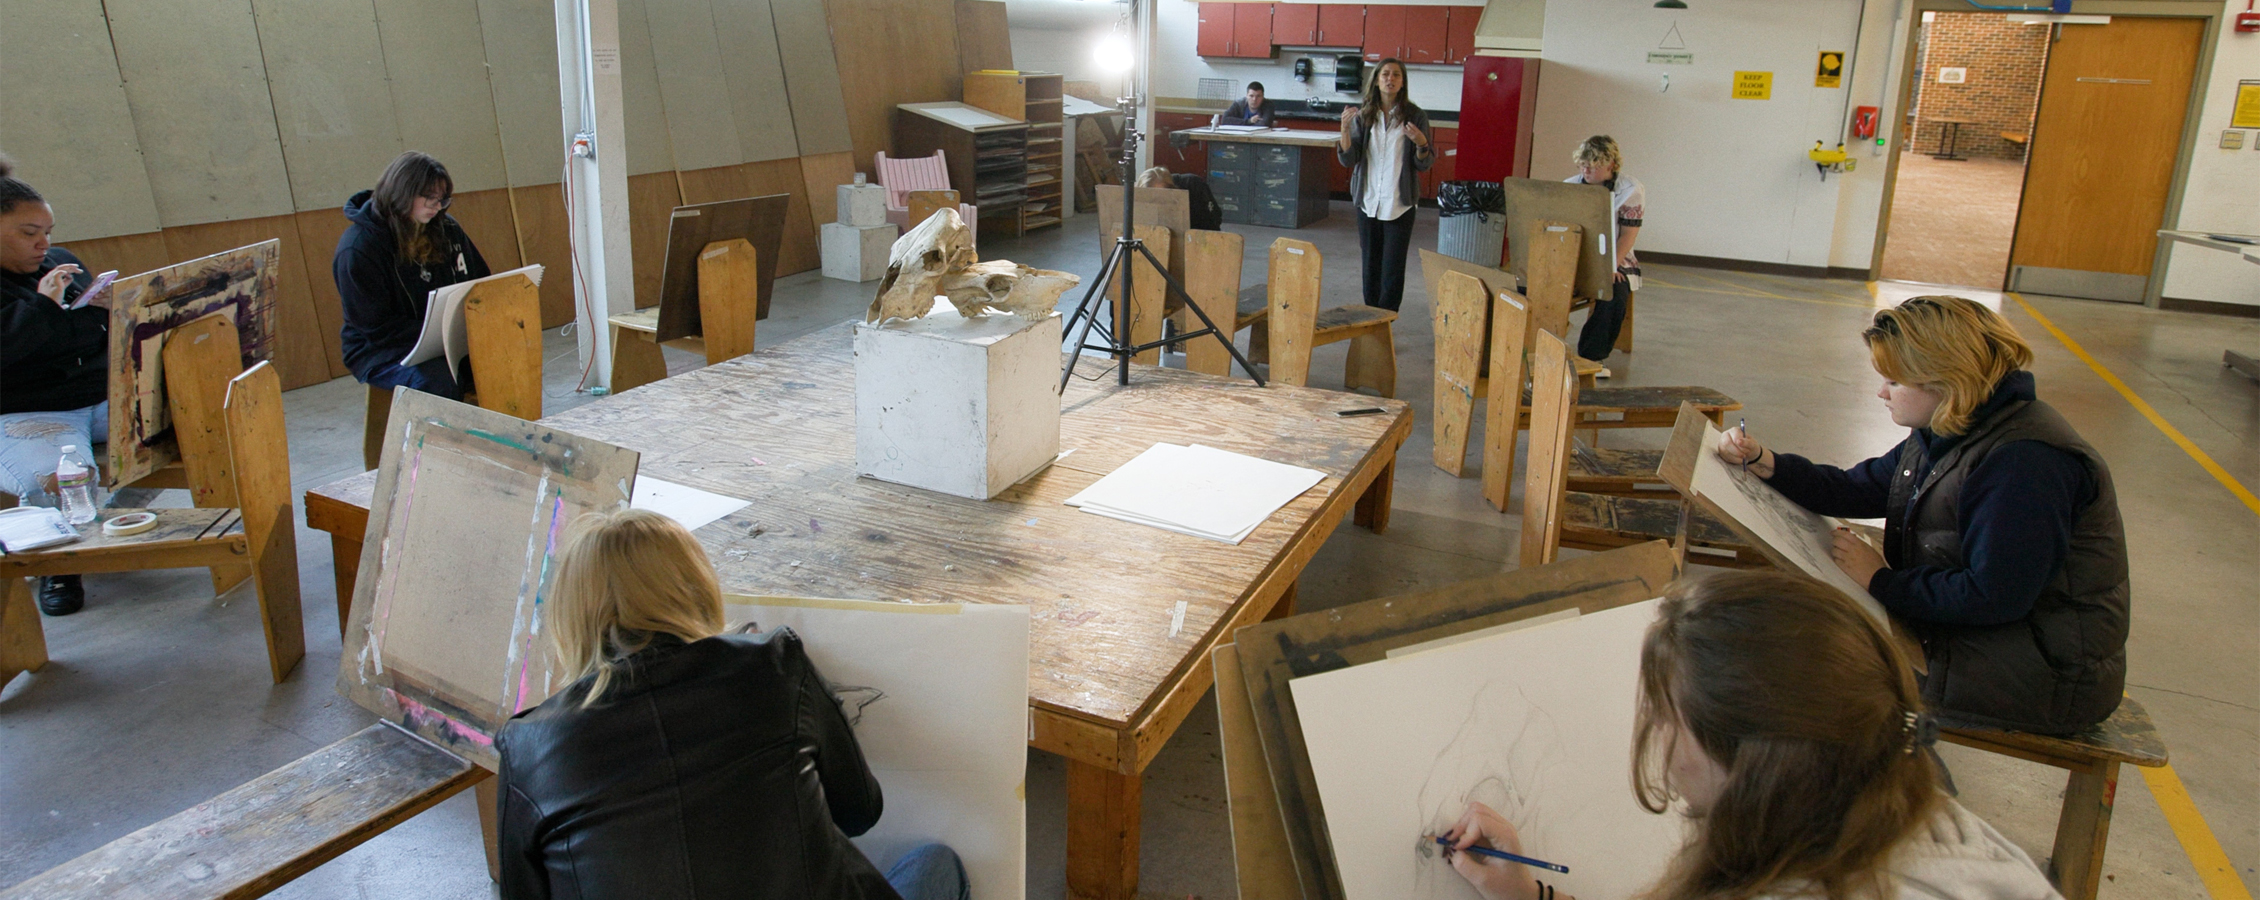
[362,354,470,402]
[886,844,970,900]
[0,402,107,506]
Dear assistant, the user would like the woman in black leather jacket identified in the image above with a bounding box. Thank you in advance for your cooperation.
[496,509,969,899]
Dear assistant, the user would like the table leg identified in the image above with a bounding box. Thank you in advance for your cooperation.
[330,534,363,640]
[2,576,49,691]
[1065,760,1142,900]
[2047,761,2118,900]
[477,774,502,883]
[1354,459,1395,534]
[1265,580,1299,621]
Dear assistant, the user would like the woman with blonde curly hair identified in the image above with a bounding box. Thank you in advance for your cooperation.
[1717,296,2129,735]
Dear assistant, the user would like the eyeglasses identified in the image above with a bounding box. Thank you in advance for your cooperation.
[419,193,453,210]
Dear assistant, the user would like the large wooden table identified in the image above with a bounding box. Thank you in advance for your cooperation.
[304,323,1409,899]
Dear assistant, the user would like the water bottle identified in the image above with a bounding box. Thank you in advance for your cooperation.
[55,445,99,525]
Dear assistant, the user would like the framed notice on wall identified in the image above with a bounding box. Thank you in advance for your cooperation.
[1732,71,1773,99]
[1816,51,1844,88]
[2233,81,2260,130]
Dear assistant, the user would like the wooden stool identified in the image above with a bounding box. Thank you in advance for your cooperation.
[1264,238,1397,397]
[1941,698,2168,900]
[609,238,760,392]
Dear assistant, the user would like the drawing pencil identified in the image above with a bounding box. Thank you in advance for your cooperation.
[1433,836,1571,873]
[1738,418,1751,474]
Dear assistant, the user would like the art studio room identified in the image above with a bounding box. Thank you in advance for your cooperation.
[2,0,2256,898]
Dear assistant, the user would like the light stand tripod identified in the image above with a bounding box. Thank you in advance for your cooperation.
[1058,96,1265,391]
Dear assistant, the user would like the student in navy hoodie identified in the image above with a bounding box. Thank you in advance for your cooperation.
[334,151,490,400]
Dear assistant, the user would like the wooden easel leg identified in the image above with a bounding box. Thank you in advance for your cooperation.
[1065,760,1142,900]
[1354,459,1395,534]
[1345,326,1398,398]
[2048,761,2118,900]
[477,774,502,883]
[1265,581,1299,621]
[331,535,363,640]
[251,521,306,684]
[609,327,670,393]
[1247,321,1270,365]
[210,563,252,598]
[1614,289,1636,354]
[1,576,50,691]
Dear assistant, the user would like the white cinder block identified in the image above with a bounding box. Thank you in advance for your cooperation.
[822,221,897,282]
[837,182,889,227]
[856,301,1063,500]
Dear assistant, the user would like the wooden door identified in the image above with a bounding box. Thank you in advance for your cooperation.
[1445,6,1483,63]
[1196,3,1235,56]
[1363,4,1406,62]
[2008,17,2203,302]
[1273,3,1318,44]
[1403,6,1450,64]
[1317,4,1364,46]
[1233,2,1274,57]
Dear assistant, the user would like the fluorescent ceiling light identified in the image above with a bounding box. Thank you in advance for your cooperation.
[2007,13,2110,24]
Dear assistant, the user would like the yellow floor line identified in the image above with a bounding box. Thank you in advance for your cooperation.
[1867,280,1879,299]
[2139,762,2255,900]
[1643,276,1875,310]
[2008,292,2260,517]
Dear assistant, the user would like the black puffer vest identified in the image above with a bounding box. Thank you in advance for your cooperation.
[1884,396,2129,734]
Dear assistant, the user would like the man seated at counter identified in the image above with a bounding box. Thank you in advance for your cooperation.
[1213,82,1275,127]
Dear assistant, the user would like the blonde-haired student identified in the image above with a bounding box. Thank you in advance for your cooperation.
[1718,295,2129,735]
[1563,136,1643,375]
[496,508,969,900]
[1445,571,2063,900]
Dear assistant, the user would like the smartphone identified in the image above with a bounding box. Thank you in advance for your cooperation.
[1336,407,1386,417]
[72,270,119,309]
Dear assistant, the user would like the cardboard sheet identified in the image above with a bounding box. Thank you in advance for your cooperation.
[1291,600,1685,900]
[724,596,1030,900]
[1065,443,1325,544]
[401,264,545,379]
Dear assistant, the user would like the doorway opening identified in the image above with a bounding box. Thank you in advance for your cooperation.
[1877,11,2048,289]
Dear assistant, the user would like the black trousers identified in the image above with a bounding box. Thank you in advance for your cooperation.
[1356,207,1416,311]
[1576,275,1632,362]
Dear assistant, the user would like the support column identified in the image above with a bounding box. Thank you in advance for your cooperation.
[555,0,634,391]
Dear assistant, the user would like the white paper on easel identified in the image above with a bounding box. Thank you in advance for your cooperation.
[629,476,750,531]
[401,264,544,380]
[1688,422,1888,625]
[1064,443,1325,543]
[1291,599,1684,900]
[722,597,1030,900]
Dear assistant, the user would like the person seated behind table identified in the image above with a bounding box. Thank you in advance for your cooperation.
[1135,166,1223,232]
[1,154,105,616]
[497,508,970,900]
[334,151,490,402]
[1213,81,1275,127]
[1444,571,2064,900]
[1718,295,2128,735]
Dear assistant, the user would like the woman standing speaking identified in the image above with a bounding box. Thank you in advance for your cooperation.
[1337,59,1433,312]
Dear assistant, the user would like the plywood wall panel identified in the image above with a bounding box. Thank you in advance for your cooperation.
[676,166,757,207]
[448,189,527,277]
[741,159,819,275]
[163,217,337,389]
[105,0,296,227]
[797,151,858,229]
[712,0,804,163]
[616,0,682,177]
[289,209,354,380]
[628,171,684,308]
[53,232,175,286]
[1,0,164,241]
[644,0,747,171]
[372,0,511,192]
[509,184,578,328]
[249,0,404,212]
[477,0,567,187]
[955,1,1014,75]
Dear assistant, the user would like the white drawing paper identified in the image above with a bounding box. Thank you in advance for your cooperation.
[724,597,1031,900]
[401,263,544,379]
[629,476,750,531]
[1065,443,1325,544]
[1689,421,1888,624]
[1291,600,1685,900]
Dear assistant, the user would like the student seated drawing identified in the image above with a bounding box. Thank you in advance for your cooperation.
[1443,571,2064,900]
[1212,81,1276,127]
[1,155,105,616]
[1135,166,1223,231]
[496,509,969,900]
[1715,295,2128,735]
[333,151,491,401]
[1562,136,1644,378]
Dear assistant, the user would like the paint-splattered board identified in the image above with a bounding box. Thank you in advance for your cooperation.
[104,240,279,488]
[336,388,637,771]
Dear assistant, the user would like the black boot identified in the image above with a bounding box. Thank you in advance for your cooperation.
[37,575,84,616]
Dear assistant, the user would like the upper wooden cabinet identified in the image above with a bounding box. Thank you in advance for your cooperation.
[1402,6,1449,64]
[1274,3,1318,44]
[1201,4,1476,62]
[1444,6,1483,64]
[1317,5,1365,47]
[1362,4,1405,62]
[1197,2,1275,58]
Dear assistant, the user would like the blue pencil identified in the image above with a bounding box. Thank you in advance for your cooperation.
[1433,836,1570,873]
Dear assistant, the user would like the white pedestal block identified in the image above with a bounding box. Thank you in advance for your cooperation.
[837,182,889,228]
[855,302,1063,500]
[822,221,897,282]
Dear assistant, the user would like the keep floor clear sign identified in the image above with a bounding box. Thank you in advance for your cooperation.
[1732,70,1773,99]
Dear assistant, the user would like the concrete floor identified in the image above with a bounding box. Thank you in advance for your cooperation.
[4,202,2254,899]
[1879,153,2028,289]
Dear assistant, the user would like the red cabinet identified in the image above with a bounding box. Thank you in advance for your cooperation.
[1403,6,1450,64]
[1197,2,1273,58]
[1362,4,1404,62]
[1154,112,1214,177]
[1316,4,1364,47]
[1197,4,1234,56]
[1273,3,1318,44]
[1420,124,1458,200]
[1444,6,1482,64]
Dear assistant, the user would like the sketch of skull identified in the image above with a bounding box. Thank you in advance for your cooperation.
[1410,683,1568,899]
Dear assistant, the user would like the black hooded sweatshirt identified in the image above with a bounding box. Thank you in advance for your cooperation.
[333,189,490,383]
[2,247,103,414]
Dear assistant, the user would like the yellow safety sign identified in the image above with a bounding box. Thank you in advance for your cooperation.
[1733,71,1773,100]
[1816,51,1844,89]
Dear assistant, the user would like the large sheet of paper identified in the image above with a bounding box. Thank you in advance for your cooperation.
[1065,443,1325,543]
[1291,600,1684,900]
[724,597,1030,900]
[402,263,544,379]
[1689,421,1887,624]
[630,476,750,531]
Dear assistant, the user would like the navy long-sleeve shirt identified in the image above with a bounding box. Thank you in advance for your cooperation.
[1763,374,2093,628]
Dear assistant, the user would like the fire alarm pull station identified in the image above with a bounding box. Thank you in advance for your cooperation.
[1852,106,1880,141]
[2237,0,2258,32]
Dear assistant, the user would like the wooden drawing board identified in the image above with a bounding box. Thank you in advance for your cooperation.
[338,389,638,771]
[1501,178,1614,300]
[1231,541,1681,899]
[656,194,788,339]
[104,240,280,488]
[1097,185,1192,287]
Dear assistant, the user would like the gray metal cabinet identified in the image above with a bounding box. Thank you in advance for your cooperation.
[1205,140,1331,229]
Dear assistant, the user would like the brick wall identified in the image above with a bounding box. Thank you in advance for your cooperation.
[1911,13,2049,161]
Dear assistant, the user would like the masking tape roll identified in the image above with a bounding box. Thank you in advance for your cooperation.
[101,512,159,536]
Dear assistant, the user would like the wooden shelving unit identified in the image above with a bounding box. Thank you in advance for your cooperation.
[895,101,1028,237]
[964,71,1065,233]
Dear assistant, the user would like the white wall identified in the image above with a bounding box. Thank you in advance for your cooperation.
[1530,0,1865,268]
[1148,1,1467,110]
[2160,2,2260,307]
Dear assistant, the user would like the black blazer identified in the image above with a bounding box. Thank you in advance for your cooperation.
[497,631,901,900]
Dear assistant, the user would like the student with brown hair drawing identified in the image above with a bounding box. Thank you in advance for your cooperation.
[495,508,969,900]
[333,151,491,401]
[1717,295,2129,735]
[1443,571,2062,900]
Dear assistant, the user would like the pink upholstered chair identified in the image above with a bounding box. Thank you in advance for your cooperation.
[874,151,979,245]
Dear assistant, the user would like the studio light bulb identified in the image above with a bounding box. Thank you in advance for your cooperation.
[1095,34,1134,73]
